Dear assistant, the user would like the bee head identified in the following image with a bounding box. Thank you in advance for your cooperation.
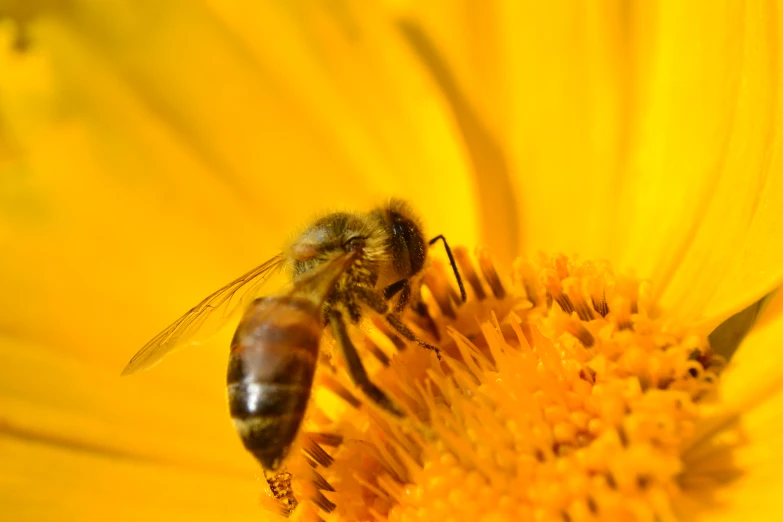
[289,212,379,277]
[372,199,427,280]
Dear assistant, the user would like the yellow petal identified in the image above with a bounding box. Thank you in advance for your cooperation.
[0,38,268,375]
[0,333,255,474]
[0,435,268,521]
[26,0,478,242]
[0,0,480,378]
[206,0,480,248]
[390,1,783,326]
[695,387,783,521]
[386,1,635,263]
[618,1,783,325]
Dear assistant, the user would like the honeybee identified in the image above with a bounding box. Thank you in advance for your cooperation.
[122,199,465,471]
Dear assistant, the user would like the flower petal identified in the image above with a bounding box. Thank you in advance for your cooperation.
[385,1,634,262]
[617,1,783,324]
[0,333,256,474]
[0,435,268,521]
[699,387,783,520]
[206,0,480,247]
[391,1,783,326]
[0,39,273,373]
[0,0,479,376]
[16,0,480,243]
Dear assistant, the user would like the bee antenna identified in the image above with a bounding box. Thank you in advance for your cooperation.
[428,235,467,302]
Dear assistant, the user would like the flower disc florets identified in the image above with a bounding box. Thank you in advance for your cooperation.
[265,250,724,522]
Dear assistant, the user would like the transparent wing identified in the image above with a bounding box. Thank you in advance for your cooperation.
[285,250,358,301]
[121,254,286,376]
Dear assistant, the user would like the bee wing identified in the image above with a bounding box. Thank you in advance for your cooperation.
[287,250,359,302]
[121,253,286,376]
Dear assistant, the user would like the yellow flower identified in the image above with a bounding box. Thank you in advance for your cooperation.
[1,1,782,521]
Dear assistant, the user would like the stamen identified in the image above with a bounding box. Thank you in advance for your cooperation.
[541,269,575,314]
[310,490,336,513]
[476,247,506,299]
[564,318,595,348]
[303,436,333,468]
[311,469,336,492]
[562,278,595,321]
[513,259,542,307]
[611,295,634,330]
[365,337,391,366]
[454,246,487,300]
[319,373,362,409]
[303,432,344,447]
[423,261,458,318]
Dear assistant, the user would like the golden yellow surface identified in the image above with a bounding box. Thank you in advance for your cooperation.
[1,1,782,520]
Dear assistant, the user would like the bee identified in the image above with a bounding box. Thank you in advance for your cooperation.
[121,199,465,472]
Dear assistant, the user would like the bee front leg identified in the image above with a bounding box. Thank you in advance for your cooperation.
[382,279,407,300]
[328,309,404,417]
[385,315,441,360]
[381,279,412,314]
[355,287,441,359]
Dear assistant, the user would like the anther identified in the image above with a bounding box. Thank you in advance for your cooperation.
[310,489,336,513]
[476,247,506,298]
[584,265,610,316]
[611,296,633,330]
[303,432,344,447]
[303,437,333,468]
[365,338,391,366]
[424,263,457,318]
[563,278,595,321]
[541,270,575,314]
[454,246,487,300]
[579,367,596,384]
[319,373,362,409]
[591,292,609,317]
[513,259,541,307]
[565,319,595,348]
[311,469,336,492]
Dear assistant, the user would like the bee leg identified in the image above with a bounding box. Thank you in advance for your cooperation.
[328,309,405,417]
[356,287,442,359]
[395,281,412,313]
[382,279,414,315]
[382,279,407,300]
[393,282,443,343]
[384,314,442,360]
[411,299,441,341]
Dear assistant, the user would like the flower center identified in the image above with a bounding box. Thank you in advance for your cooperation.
[266,251,726,522]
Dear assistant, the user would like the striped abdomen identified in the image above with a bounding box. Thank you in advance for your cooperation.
[227,296,322,471]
